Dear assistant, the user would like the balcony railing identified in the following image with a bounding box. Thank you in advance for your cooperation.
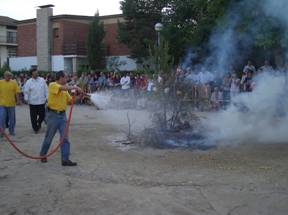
[62,41,87,55]
[0,35,17,45]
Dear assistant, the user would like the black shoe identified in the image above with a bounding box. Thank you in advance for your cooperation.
[41,158,47,163]
[62,160,77,166]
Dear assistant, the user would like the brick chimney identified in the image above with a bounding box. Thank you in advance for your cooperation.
[36,4,54,71]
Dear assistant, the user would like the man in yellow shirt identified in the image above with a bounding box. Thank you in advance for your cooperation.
[0,71,20,136]
[39,71,83,166]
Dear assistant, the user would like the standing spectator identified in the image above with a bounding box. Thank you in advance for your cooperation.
[222,74,231,104]
[98,72,107,90]
[78,72,88,92]
[0,71,20,136]
[23,69,48,133]
[45,74,53,85]
[230,73,240,99]
[147,75,155,93]
[107,73,114,88]
[113,73,121,88]
[241,70,254,92]
[259,60,273,73]
[210,87,223,110]
[243,60,256,73]
[130,72,136,88]
[68,74,79,86]
[120,73,131,95]
[157,73,163,85]
[140,74,148,90]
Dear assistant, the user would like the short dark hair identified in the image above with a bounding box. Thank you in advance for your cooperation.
[30,68,37,75]
[55,70,66,80]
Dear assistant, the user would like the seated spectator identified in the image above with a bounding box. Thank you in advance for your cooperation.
[241,70,254,92]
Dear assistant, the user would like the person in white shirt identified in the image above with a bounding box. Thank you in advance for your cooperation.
[259,60,274,73]
[243,60,256,73]
[120,73,131,96]
[24,69,48,133]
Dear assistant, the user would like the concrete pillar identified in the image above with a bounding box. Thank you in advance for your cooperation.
[72,57,77,75]
[37,5,53,71]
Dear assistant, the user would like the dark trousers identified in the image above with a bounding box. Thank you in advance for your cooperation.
[29,104,45,132]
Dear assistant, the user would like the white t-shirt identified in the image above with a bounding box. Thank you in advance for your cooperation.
[147,80,154,92]
[120,76,131,90]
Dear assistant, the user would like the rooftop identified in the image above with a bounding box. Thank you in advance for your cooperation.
[38,4,55,9]
[0,16,17,27]
[17,14,123,24]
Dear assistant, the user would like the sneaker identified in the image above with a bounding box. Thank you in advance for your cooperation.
[62,160,77,166]
[41,158,47,163]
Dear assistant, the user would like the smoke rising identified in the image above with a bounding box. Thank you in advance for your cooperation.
[203,72,288,145]
[191,0,288,145]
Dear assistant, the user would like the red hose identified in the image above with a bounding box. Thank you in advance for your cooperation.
[0,96,75,160]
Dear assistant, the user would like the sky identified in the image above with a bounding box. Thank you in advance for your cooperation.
[0,0,122,20]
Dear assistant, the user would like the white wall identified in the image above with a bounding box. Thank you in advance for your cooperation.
[10,55,137,72]
[9,56,37,71]
[9,55,65,71]
[52,55,64,71]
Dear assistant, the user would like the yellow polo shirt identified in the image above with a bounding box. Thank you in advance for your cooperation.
[0,79,20,107]
[47,82,72,111]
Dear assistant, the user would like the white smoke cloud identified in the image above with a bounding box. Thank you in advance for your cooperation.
[192,0,288,145]
[203,72,288,145]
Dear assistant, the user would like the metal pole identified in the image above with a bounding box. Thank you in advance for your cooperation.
[157,31,161,46]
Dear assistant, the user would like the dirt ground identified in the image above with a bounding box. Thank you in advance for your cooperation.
[0,105,288,215]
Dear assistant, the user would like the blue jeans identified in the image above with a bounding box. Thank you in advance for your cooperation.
[40,111,70,161]
[0,106,4,131]
[0,106,16,135]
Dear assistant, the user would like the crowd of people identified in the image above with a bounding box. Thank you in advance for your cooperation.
[176,60,288,111]
[0,59,286,137]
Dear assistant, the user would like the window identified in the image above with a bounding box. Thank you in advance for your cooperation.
[8,48,17,57]
[7,31,17,43]
[53,28,59,38]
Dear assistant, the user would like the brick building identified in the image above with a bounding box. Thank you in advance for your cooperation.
[10,5,136,73]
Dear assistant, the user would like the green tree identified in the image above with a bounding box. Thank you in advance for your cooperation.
[87,12,106,70]
[119,0,231,64]
[119,0,287,65]
[118,0,167,62]
[161,0,231,63]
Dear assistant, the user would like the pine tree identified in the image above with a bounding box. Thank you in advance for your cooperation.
[87,12,106,70]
